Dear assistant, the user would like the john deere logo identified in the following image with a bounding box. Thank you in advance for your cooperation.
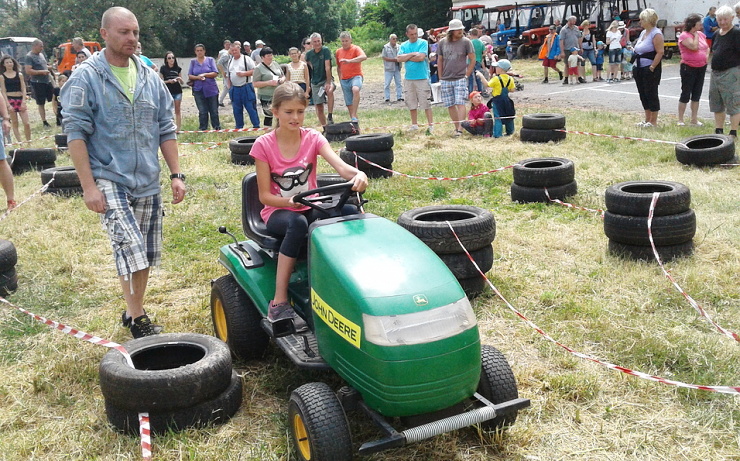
[413,294,428,306]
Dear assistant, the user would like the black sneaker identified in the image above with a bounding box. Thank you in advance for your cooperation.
[558,70,563,80]
[43,121,51,128]
[126,313,163,338]
[578,77,586,84]
[385,99,390,102]
[327,114,334,125]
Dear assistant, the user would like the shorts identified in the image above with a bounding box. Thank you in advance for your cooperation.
[31,81,54,105]
[709,66,740,115]
[596,63,604,71]
[7,96,23,112]
[97,179,163,277]
[542,58,559,68]
[310,81,335,105]
[0,139,6,161]
[568,67,579,76]
[608,48,622,64]
[340,75,363,107]
[171,93,183,101]
[440,78,468,107]
[403,79,431,111]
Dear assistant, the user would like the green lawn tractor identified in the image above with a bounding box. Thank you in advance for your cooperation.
[210,172,530,460]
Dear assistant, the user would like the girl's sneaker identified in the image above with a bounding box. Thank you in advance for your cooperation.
[268,300,295,322]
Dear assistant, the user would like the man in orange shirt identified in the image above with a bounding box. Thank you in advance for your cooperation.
[335,31,367,122]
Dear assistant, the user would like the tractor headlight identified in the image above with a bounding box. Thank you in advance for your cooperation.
[363,297,477,346]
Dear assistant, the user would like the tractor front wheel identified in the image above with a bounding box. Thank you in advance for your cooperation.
[210,274,269,361]
[288,382,353,461]
[478,345,520,431]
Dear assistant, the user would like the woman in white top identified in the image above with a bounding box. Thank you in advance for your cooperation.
[605,21,623,82]
[286,47,310,99]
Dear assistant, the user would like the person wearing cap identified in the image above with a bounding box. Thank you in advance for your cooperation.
[567,47,585,84]
[437,18,475,137]
[336,31,367,123]
[594,41,605,81]
[397,24,434,134]
[538,25,562,84]
[251,40,265,65]
[476,59,516,138]
[605,21,624,82]
[559,16,584,84]
[217,39,232,107]
[460,90,492,136]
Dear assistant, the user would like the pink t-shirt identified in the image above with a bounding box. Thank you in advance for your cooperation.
[468,103,489,125]
[250,128,328,222]
[678,31,709,68]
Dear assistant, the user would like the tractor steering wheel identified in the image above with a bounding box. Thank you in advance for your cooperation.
[292,181,361,218]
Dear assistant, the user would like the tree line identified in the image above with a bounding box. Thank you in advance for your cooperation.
[0,0,451,57]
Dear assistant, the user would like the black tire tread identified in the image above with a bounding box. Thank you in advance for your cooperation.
[41,166,81,188]
[519,127,566,143]
[0,239,18,270]
[510,181,578,203]
[478,345,519,430]
[608,240,695,262]
[513,157,575,187]
[344,133,394,152]
[604,181,691,217]
[675,134,735,166]
[229,136,258,155]
[521,113,566,130]
[211,274,269,361]
[397,205,496,254]
[603,210,696,246]
[438,245,494,279]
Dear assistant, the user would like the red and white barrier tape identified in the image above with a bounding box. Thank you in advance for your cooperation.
[345,150,514,180]
[543,188,605,216]
[555,129,683,146]
[0,297,152,458]
[444,221,740,394]
[4,134,55,147]
[0,178,54,222]
[646,193,739,343]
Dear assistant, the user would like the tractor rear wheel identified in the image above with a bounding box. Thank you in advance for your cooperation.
[211,274,269,361]
[477,345,519,431]
[288,382,352,461]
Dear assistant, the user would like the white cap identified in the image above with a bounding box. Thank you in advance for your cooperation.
[243,41,250,47]
[255,40,265,46]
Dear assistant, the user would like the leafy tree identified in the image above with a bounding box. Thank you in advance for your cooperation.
[389,0,451,34]
[338,0,358,31]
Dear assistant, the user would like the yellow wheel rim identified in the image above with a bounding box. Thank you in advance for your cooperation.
[292,413,311,460]
[212,297,228,342]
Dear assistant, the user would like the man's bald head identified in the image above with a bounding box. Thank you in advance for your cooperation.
[101,6,136,29]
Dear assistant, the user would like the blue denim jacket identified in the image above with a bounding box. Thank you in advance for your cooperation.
[61,50,176,197]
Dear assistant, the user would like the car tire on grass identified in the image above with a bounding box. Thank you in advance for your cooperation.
[603,210,696,246]
[510,180,578,203]
[54,134,68,148]
[675,134,735,166]
[607,239,694,262]
[41,166,81,188]
[521,113,566,130]
[519,127,566,143]
[512,157,575,187]
[457,275,487,300]
[477,345,519,431]
[12,162,56,175]
[324,121,359,135]
[0,239,18,270]
[339,148,394,167]
[230,151,255,165]
[0,267,18,296]
[44,186,83,197]
[229,137,258,155]
[397,205,496,254]
[437,245,493,279]
[9,148,57,166]
[605,181,691,217]
[344,133,394,152]
[211,274,269,361]
[105,369,243,435]
[99,333,233,412]
[288,382,352,461]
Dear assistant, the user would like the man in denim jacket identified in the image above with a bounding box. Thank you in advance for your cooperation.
[61,6,186,338]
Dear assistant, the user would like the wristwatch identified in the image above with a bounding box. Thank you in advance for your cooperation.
[170,173,186,181]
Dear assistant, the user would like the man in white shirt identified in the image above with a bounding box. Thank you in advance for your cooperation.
[251,40,264,65]
[226,41,260,129]
[217,39,231,106]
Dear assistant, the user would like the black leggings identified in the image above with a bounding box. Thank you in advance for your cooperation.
[679,63,706,103]
[633,65,662,112]
[266,205,357,258]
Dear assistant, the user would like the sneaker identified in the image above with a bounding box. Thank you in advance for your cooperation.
[635,121,646,127]
[562,79,569,85]
[351,117,359,123]
[327,114,334,125]
[558,70,564,80]
[127,314,163,338]
[385,99,390,103]
[453,130,462,137]
[268,300,295,322]
[42,121,51,128]
[677,121,686,126]
[409,124,419,132]
[689,121,703,127]
[578,77,586,84]
[398,98,404,102]
[642,122,654,128]
[541,78,549,84]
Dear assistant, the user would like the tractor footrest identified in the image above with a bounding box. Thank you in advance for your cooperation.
[274,329,330,370]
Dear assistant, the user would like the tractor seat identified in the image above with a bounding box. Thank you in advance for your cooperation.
[241,172,282,251]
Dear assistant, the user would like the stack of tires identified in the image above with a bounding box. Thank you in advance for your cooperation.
[324,121,359,143]
[397,205,495,299]
[604,180,695,262]
[340,133,394,179]
[675,134,736,166]
[100,333,242,435]
[520,113,566,143]
[511,157,577,203]
[41,166,82,196]
[0,239,18,296]
[229,136,257,165]
[9,148,56,175]
[55,134,68,149]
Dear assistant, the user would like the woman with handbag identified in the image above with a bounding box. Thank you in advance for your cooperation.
[253,47,285,127]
